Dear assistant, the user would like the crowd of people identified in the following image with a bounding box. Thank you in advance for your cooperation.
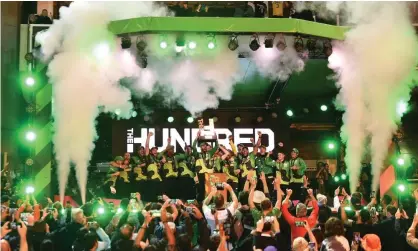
[2,129,418,251]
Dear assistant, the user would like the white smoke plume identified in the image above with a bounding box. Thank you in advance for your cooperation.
[36,1,170,203]
[326,2,418,192]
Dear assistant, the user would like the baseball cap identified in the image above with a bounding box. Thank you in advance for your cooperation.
[252,191,266,204]
[114,156,124,161]
[362,234,381,251]
[292,148,299,154]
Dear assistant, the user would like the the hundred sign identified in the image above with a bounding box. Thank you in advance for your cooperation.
[126,128,275,153]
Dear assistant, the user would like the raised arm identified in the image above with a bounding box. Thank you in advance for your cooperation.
[228,136,238,155]
[203,186,217,206]
[219,145,230,160]
[209,135,219,156]
[224,183,238,210]
[145,132,153,156]
[274,177,282,210]
[281,189,296,225]
[307,189,319,225]
[252,131,262,155]
[259,172,270,195]
[248,178,257,209]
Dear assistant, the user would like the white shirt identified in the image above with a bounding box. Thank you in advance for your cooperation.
[203,203,237,234]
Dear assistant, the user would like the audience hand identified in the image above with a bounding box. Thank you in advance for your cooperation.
[162,194,170,202]
[191,205,203,220]
[341,187,348,197]
[260,172,266,182]
[17,222,27,237]
[303,220,310,231]
[286,189,293,197]
[1,222,11,238]
[307,189,313,197]
[256,219,264,232]
[222,182,232,191]
[395,208,402,219]
[335,186,340,196]
[210,186,218,195]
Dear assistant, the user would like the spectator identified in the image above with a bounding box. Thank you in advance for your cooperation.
[361,234,381,251]
[254,1,268,17]
[281,188,319,242]
[36,9,52,24]
[373,206,406,251]
[407,214,418,249]
[202,183,238,234]
[253,217,280,250]
[321,217,350,251]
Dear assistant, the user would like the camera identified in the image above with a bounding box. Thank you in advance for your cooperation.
[150,210,161,217]
[308,242,315,251]
[353,232,361,244]
[9,222,20,230]
[264,216,274,223]
[185,207,194,214]
[295,221,305,227]
[215,182,224,190]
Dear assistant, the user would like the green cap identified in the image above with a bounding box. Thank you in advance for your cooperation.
[292,148,299,154]
[114,156,124,161]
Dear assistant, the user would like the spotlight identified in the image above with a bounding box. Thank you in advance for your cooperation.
[264,34,275,48]
[271,112,278,118]
[25,131,36,142]
[176,35,186,47]
[131,111,137,117]
[234,116,241,123]
[97,207,105,214]
[187,117,194,123]
[208,41,215,49]
[276,34,287,51]
[212,116,218,122]
[121,36,132,49]
[136,37,147,52]
[144,115,150,122]
[249,34,260,51]
[397,158,405,166]
[228,34,239,51]
[398,184,406,192]
[167,116,174,123]
[25,77,35,86]
[117,208,123,214]
[138,53,148,68]
[115,109,121,115]
[93,43,110,60]
[321,105,328,111]
[323,40,332,57]
[397,101,408,116]
[25,186,35,194]
[160,41,167,49]
[341,174,347,180]
[286,110,293,117]
[188,41,196,49]
[294,36,304,53]
[328,143,335,150]
[334,176,340,182]
[257,116,263,122]
[24,52,34,63]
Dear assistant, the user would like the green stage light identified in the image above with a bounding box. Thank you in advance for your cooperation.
[328,143,335,150]
[167,116,174,123]
[397,101,408,116]
[334,176,340,182]
[188,41,196,49]
[187,117,194,123]
[25,186,35,194]
[115,109,121,116]
[398,184,406,192]
[25,77,35,86]
[160,41,167,49]
[97,207,105,214]
[397,158,405,166]
[286,110,293,117]
[117,208,123,214]
[321,105,328,111]
[341,174,347,180]
[25,131,36,142]
[344,207,351,211]
[208,41,215,49]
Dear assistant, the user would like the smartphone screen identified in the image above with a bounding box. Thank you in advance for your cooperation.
[353,232,361,243]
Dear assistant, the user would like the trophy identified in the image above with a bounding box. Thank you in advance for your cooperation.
[197,118,217,142]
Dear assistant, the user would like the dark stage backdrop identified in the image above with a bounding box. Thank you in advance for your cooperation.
[111,112,292,156]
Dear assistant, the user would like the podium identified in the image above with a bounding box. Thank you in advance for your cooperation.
[205,173,228,199]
